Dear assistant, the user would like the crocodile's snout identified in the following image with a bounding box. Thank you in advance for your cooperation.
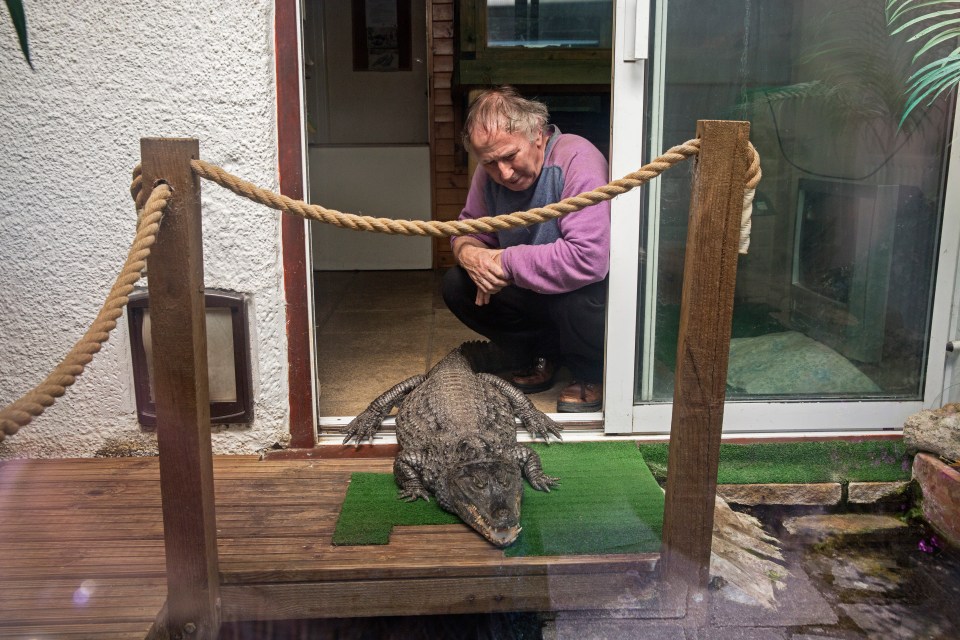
[448,460,523,546]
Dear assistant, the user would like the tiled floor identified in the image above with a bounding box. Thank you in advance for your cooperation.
[313,270,571,417]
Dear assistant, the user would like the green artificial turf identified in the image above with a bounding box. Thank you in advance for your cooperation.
[332,441,665,557]
[638,440,912,485]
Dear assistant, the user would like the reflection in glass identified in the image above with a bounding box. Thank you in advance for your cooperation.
[486,0,612,48]
[640,0,953,403]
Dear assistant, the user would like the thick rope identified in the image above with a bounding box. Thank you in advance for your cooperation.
[184,139,760,250]
[187,140,707,236]
[0,183,171,441]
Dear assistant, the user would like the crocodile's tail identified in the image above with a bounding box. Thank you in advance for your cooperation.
[456,340,529,374]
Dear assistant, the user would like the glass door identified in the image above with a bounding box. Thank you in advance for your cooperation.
[606,0,960,434]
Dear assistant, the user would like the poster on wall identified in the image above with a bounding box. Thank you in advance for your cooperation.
[353,0,412,71]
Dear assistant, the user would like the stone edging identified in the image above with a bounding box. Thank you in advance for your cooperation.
[717,481,911,507]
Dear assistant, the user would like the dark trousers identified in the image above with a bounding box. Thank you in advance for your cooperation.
[441,266,607,382]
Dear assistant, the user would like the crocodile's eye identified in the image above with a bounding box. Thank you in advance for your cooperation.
[473,476,487,489]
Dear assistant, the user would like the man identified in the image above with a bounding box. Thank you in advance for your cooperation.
[442,86,610,412]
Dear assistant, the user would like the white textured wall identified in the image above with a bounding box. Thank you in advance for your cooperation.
[0,1,292,458]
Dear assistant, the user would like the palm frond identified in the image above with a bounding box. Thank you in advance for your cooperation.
[3,0,30,68]
[887,0,960,125]
[890,8,960,37]
[902,56,960,124]
[887,0,955,25]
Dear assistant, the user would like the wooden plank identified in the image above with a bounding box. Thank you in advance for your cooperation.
[436,187,467,205]
[439,174,469,189]
[0,579,167,622]
[434,120,455,139]
[140,137,221,639]
[433,20,454,39]
[659,120,752,590]
[435,105,454,122]
[219,569,679,621]
[433,72,452,90]
[0,625,157,640]
[433,54,453,73]
[433,38,454,56]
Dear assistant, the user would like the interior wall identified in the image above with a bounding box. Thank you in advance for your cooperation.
[310,146,432,269]
[304,0,428,144]
[304,0,432,269]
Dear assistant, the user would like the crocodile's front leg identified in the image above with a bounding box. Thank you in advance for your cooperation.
[478,373,563,441]
[342,374,426,446]
[512,444,559,492]
[394,450,431,502]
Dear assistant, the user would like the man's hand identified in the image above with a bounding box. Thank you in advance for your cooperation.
[454,239,510,306]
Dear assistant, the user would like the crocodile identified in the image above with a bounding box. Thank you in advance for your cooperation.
[342,345,562,547]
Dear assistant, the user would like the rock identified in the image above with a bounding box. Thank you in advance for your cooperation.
[717,483,841,506]
[782,514,907,541]
[847,481,912,505]
[710,496,789,609]
[913,452,960,548]
[903,404,960,462]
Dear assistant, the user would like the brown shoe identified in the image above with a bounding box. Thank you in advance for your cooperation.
[510,357,558,393]
[557,381,602,412]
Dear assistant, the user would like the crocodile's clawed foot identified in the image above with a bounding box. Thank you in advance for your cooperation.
[529,474,560,492]
[398,488,430,502]
[520,411,563,442]
[341,409,382,446]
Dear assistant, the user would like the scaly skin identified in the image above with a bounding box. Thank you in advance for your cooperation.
[343,346,561,547]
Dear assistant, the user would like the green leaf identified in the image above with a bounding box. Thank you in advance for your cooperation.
[900,55,960,124]
[886,0,960,127]
[891,7,960,35]
[905,14,960,43]
[911,31,960,61]
[888,0,951,26]
[4,0,31,68]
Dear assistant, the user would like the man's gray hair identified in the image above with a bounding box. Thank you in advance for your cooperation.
[462,86,549,153]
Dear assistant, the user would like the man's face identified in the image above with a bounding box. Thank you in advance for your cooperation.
[470,128,546,192]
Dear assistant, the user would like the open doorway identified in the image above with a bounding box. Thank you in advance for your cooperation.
[302,0,609,424]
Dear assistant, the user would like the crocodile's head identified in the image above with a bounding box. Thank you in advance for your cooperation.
[443,459,523,547]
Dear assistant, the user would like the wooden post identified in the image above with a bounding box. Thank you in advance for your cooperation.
[140,138,221,639]
[659,121,752,590]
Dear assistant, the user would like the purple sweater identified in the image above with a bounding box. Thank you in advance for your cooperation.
[456,127,611,294]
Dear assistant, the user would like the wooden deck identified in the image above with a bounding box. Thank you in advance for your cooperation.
[0,455,669,639]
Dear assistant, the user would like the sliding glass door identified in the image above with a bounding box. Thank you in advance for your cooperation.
[606,0,960,434]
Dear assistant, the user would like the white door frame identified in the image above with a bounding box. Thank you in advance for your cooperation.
[604,0,960,435]
[604,0,653,433]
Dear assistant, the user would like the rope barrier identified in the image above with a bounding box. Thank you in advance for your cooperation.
[185,140,758,243]
[187,140,699,236]
[0,182,171,441]
[2,135,760,442]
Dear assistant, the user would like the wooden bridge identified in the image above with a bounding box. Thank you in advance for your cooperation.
[0,120,753,638]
